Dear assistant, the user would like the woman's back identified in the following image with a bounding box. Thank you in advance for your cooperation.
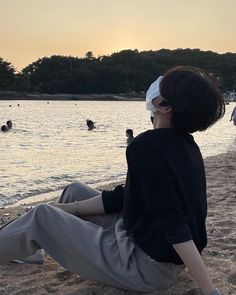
[124,128,207,264]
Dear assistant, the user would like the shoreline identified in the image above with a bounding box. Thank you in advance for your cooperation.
[0,151,234,209]
[0,151,235,294]
[6,179,126,208]
[0,92,145,101]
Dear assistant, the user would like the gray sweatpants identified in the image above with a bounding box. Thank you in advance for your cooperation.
[0,181,183,292]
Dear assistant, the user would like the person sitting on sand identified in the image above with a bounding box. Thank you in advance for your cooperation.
[86,119,95,130]
[0,66,224,295]
[230,106,236,126]
[126,128,134,144]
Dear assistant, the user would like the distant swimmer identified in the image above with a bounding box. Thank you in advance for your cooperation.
[126,129,134,144]
[6,120,12,129]
[1,125,9,132]
[86,119,95,130]
[230,106,236,126]
[1,120,12,132]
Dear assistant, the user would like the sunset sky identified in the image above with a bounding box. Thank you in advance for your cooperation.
[1,0,236,71]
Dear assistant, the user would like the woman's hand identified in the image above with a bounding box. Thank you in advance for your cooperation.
[48,202,79,216]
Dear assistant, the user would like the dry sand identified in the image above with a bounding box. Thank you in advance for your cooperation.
[0,152,235,295]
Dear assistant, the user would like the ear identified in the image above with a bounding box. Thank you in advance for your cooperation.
[155,106,172,113]
[164,106,172,113]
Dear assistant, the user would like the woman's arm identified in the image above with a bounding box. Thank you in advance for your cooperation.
[49,184,124,216]
[173,240,220,295]
[49,194,105,216]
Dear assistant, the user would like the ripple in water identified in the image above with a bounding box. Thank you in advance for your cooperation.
[0,100,235,206]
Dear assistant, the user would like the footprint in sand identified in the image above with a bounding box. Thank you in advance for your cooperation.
[55,270,73,281]
[227,273,236,285]
[230,254,236,262]
[218,227,233,235]
[214,220,236,227]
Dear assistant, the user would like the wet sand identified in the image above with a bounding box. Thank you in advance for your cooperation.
[0,152,235,295]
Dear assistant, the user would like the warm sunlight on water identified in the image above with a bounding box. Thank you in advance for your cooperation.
[0,100,235,206]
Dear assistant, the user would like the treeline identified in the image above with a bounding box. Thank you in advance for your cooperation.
[1,49,236,94]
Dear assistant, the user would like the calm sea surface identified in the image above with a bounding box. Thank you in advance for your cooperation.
[0,100,235,206]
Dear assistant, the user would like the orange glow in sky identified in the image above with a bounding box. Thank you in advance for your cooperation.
[1,0,235,70]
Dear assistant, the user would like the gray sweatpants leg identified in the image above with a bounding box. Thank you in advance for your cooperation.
[0,181,183,291]
[57,181,122,228]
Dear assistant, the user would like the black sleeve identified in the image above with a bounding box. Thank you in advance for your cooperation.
[127,140,192,244]
[102,185,125,214]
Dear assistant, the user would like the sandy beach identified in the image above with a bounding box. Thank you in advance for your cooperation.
[0,152,235,295]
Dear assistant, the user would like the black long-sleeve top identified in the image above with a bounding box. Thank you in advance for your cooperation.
[102,129,207,265]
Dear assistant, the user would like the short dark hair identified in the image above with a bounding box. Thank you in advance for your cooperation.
[1,125,8,132]
[6,120,12,128]
[126,129,133,136]
[160,66,225,133]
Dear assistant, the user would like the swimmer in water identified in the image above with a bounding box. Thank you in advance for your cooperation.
[6,120,12,129]
[1,125,9,132]
[126,129,134,144]
[1,120,13,132]
[86,119,95,130]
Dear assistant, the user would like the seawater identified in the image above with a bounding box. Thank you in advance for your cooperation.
[0,100,235,206]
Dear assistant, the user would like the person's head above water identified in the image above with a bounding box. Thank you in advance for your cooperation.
[86,119,94,125]
[1,125,9,132]
[126,129,133,137]
[151,66,225,133]
[6,120,12,129]
[86,119,95,130]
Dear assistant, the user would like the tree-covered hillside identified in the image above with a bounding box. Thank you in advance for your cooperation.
[1,49,236,94]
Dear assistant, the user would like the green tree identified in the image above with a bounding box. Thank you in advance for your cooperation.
[85,51,94,60]
[0,58,16,90]
[15,49,236,94]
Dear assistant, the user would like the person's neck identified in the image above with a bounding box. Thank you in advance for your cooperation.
[153,116,172,129]
[155,122,172,129]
